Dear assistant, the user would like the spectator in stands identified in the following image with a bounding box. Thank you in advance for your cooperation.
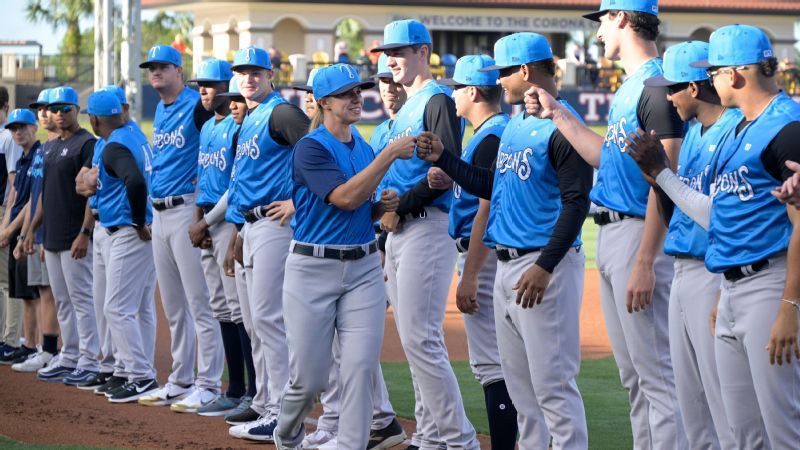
[368,40,381,65]
[171,34,193,56]
[334,41,350,64]
[268,47,283,70]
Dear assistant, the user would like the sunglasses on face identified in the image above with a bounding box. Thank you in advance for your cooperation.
[667,82,690,95]
[48,105,74,114]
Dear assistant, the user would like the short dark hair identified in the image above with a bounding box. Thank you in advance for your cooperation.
[758,57,779,78]
[409,44,432,64]
[525,58,557,77]
[0,86,8,109]
[608,10,660,41]
[475,85,502,104]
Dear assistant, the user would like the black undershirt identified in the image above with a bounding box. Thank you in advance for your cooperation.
[638,86,686,140]
[268,103,311,147]
[194,100,215,131]
[436,123,593,273]
[101,142,148,226]
[396,93,462,216]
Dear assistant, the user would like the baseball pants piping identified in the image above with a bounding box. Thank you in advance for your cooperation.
[235,259,269,415]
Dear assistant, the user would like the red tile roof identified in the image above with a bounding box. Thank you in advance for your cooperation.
[142,0,800,14]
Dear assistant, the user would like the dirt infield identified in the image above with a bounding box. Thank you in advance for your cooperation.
[0,269,608,449]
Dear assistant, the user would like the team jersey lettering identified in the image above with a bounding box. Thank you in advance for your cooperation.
[153,125,186,149]
[387,126,413,145]
[198,147,228,171]
[236,134,261,160]
[711,165,754,201]
[604,116,630,152]
[496,147,533,181]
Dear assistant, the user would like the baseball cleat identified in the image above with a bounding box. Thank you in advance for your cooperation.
[77,372,113,390]
[196,393,241,416]
[108,379,160,403]
[36,363,76,383]
[95,375,127,396]
[170,387,219,413]
[302,429,336,449]
[62,368,99,386]
[367,418,406,449]
[12,351,54,372]
[238,414,278,442]
[137,382,192,406]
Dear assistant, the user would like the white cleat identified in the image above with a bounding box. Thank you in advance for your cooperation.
[137,382,192,406]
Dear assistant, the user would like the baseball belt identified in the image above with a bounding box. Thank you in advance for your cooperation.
[291,241,378,261]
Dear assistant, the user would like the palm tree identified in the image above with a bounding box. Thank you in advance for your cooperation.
[26,0,93,79]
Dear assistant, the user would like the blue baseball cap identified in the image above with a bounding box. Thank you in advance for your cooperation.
[29,88,51,108]
[216,77,244,99]
[583,0,659,22]
[48,86,79,106]
[140,44,183,69]
[439,55,499,87]
[312,64,375,99]
[293,68,320,92]
[81,90,123,116]
[4,109,37,129]
[373,54,392,79]
[101,85,128,105]
[371,20,432,52]
[481,33,553,71]
[645,41,709,87]
[231,46,272,71]
[189,58,233,83]
[690,24,773,69]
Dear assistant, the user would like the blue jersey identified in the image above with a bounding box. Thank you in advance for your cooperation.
[449,114,509,240]
[227,92,292,217]
[292,127,376,245]
[150,87,202,199]
[485,103,583,250]
[381,81,459,211]
[664,108,741,258]
[97,126,154,228]
[592,58,665,217]
[29,141,47,244]
[90,120,147,211]
[369,118,393,156]
[197,114,238,207]
[10,142,39,222]
[706,92,800,272]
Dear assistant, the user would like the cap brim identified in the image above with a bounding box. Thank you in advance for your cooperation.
[48,101,78,107]
[139,59,181,69]
[372,72,393,80]
[188,78,230,83]
[643,75,679,87]
[370,42,429,53]
[4,120,34,129]
[690,60,712,68]
[582,10,605,22]
[437,78,460,86]
[215,92,244,99]
[291,84,313,92]
[29,101,46,108]
[325,80,376,98]
[231,64,272,71]
[479,64,510,72]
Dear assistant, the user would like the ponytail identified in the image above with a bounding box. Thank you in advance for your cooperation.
[309,102,324,132]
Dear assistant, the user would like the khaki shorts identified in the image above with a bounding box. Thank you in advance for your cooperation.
[27,245,49,287]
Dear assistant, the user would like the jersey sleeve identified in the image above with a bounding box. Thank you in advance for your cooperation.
[638,86,685,140]
[293,137,348,203]
[761,121,800,182]
[193,100,215,132]
[102,142,148,226]
[270,103,311,147]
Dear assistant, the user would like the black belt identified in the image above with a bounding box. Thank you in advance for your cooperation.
[152,197,185,211]
[674,254,703,261]
[243,206,266,223]
[594,210,640,226]
[496,247,541,262]
[455,237,470,253]
[723,259,769,282]
[292,242,378,261]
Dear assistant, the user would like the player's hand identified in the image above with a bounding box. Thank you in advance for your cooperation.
[771,160,800,209]
[380,189,399,213]
[135,225,152,242]
[75,167,91,196]
[767,301,800,365]
[13,239,24,261]
[385,135,417,160]
[626,262,655,313]
[514,264,551,309]
[416,132,445,162]
[234,235,244,266]
[223,241,236,277]
[266,200,295,226]
[524,86,560,119]
[188,219,210,247]
[709,295,720,337]
[78,166,100,196]
[456,273,480,315]
[427,167,452,190]
[22,233,35,255]
[380,212,401,233]
[70,233,89,259]
[624,129,670,185]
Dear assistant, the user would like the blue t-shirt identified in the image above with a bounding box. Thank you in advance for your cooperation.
[10,142,39,222]
[29,141,48,244]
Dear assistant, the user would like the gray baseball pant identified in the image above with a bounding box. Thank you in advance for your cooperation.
[456,252,504,386]
[201,221,241,324]
[495,248,588,449]
[235,259,269,414]
[242,217,291,417]
[103,227,157,381]
[275,245,386,449]
[93,224,118,374]
[0,243,21,347]
[596,218,686,450]
[152,198,223,391]
[669,258,734,449]
[45,246,99,371]
[715,255,800,449]
[385,208,479,450]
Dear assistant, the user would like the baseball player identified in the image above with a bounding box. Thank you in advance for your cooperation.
[31,86,100,387]
[642,41,738,448]
[432,54,518,449]
[2,109,42,367]
[525,1,687,446]
[273,62,414,450]
[0,86,24,364]
[225,45,309,442]
[290,68,405,450]
[135,45,224,411]
[418,34,593,448]
[13,89,61,374]
[625,24,800,449]
[368,54,406,155]
[80,90,160,402]
[183,58,252,416]
[372,19,479,449]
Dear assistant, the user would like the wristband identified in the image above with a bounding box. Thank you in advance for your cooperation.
[781,299,800,310]
[80,227,92,236]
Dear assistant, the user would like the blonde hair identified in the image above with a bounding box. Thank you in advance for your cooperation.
[309,101,325,132]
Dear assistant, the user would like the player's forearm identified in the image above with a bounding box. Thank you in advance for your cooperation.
[19,200,31,236]
[635,189,667,265]
[655,169,711,229]
[1,188,16,228]
[329,149,397,211]
[30,195,43,232]
[463,200,492,278]
[6,205,27,235]
[781,208,800,301]
[81,202,95,229]
[551,107,603,168]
